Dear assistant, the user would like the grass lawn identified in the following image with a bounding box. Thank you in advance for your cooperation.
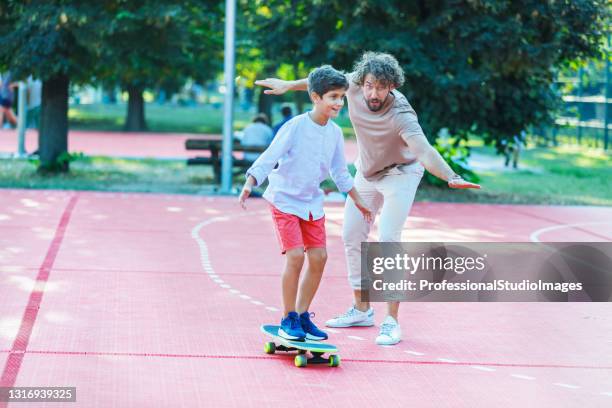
[69,103,355,137]
[69,103,253,134]
[0,142,609,206]
[0,156,214,195]
[3,103,609,205]
[460,143,611,206]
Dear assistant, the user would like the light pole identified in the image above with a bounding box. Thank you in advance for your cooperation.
[16,81,27,158]
[220,0,236,194]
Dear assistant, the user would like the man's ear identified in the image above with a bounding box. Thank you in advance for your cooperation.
[389,85,396,92]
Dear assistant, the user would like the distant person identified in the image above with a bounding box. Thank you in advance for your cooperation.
[273,105,293,136]
[503,130,526,169]
[241,113,274,161]
[0,71,18,128]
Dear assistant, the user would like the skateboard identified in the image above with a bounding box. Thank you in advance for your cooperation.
[260,324,340,368]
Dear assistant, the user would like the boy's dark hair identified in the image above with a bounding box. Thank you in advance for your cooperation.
[307,65,348,97]
[352,51,404,88]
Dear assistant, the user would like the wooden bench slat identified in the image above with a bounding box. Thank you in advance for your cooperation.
[187,157,255,166]
[185,139,267,153]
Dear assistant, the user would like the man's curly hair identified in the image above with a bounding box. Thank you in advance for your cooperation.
[351,51,405,88]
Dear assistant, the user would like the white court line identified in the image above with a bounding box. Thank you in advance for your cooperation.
[193,214,598,396]
[437,358,457,363]
[529,221,612,242]
[553,383,580,389]
[471,366,496,372]
[193,213,285,316]
[511,374,536,380]
[326,328,341,334]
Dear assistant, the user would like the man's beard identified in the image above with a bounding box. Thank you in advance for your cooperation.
[366,96,387,112]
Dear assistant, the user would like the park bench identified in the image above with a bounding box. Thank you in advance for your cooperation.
[185,138,267,183]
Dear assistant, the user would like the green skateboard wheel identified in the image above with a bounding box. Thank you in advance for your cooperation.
[329,354,340,367]
[264,342,276,354]
[294,354,307,367]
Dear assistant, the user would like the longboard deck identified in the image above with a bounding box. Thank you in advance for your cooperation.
[260,325,338,353]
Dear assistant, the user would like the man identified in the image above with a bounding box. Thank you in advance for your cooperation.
[256,52,480,345]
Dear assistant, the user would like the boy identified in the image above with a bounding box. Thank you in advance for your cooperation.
[239,65,371,341]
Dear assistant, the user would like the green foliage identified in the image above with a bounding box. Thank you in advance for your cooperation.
[424,139,480,187]
[0,1,107,82]
[99,1,223,92]
[34,151,85,174]
[245,0,609,149]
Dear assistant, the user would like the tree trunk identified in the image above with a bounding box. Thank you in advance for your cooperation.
[292,64,305,114]
[294,92,305,115]
[257,86,273,121]
[124,85,147,131]
[38,74,69,173]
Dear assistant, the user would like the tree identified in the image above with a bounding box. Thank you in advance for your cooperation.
[100,1,223,132]
[0,1,108,172]
[240,1,341,119]
[246,0,608,149]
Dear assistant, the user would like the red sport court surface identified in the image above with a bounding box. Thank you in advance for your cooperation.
[0,189,610,407]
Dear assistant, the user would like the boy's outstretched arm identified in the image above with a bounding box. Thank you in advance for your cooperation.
[254,78,308,95]
[239,175,257,209]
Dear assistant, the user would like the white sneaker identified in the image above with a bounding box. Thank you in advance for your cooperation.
[325,306,374,328]
[375,316,402,345]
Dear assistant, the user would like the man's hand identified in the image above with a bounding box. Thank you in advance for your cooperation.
[347,187,373,223]
[254,78,293,95]
[448,175,481,189]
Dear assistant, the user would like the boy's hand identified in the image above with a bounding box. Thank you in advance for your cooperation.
[238,185,252,209]
[254,78,291,95]
[354,199,373,223]
[448,175,481,189]
[239,175,257,209]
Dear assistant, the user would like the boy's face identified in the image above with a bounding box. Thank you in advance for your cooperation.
[311,87,346,119]
[362,73,395,112]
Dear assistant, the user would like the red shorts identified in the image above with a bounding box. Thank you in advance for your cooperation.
[269,205,326,254]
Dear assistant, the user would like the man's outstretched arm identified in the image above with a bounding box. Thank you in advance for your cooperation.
[405,132,481,190]
[254,78,308,95]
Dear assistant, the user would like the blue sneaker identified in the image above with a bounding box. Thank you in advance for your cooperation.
[278,311,306,341]
[299,312,328,341]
